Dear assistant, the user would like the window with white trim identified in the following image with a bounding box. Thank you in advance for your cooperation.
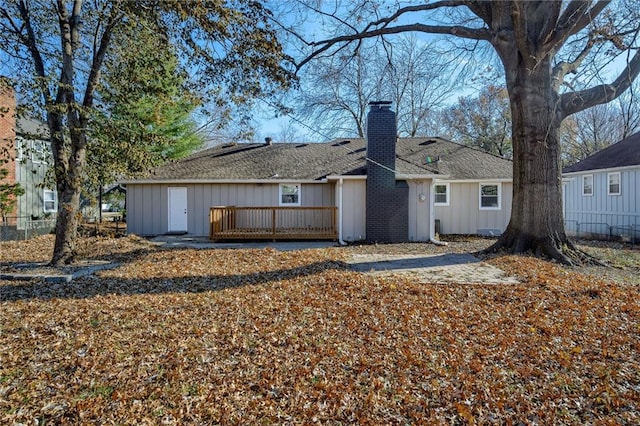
[434,183,449,206]
[607,172,621,196]
[479,183,501,210]
[279,184,301,206]
[43,189,57,213]
[16,140,24,161]
[582,174,593,196]
[31,140,47,164]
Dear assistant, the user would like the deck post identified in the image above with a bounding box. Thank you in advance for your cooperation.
[272,208,277,239]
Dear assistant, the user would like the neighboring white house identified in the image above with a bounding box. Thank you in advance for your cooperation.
[563,131,640,241]
[123,104,513,242]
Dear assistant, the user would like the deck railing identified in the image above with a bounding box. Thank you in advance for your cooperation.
[209,206,337,241]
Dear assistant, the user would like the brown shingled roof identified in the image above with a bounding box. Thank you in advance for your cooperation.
[563,132,640,173]
[139,137,512,181]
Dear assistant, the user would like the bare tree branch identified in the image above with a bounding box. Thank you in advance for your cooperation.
[543,1,609,52]
[362,1,468,33]
[17,1,51,102]
[83,7,120,109]
[552,34,596,90]
[297,23,490,70]
[561,48,640,116]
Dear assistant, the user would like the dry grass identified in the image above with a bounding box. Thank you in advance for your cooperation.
[1,236,639,424]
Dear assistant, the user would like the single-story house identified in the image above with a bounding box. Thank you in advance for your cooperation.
[124,102,513,243]
[562,131,640,240]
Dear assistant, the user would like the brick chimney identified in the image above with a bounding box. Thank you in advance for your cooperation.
[0,78,17,188]
[365,101,408,243]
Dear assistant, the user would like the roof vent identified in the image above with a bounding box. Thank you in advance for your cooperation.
[265,137,273,145]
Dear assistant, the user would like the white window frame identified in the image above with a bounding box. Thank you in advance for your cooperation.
[434,183,450,206]
[16,139,23,161]
[31,140,47,164]
[607,172,621,196]
[279,183,301,206]
[43,189,57,213]
[479,183,501,210]
[582,174,593,196]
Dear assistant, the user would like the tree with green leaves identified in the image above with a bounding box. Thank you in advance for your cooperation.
[0,168,24,218]
[87,19,204,192]
[0,0,293,265]
[296,0,640,264]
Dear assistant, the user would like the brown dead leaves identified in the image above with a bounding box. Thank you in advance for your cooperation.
[1,239,639,424]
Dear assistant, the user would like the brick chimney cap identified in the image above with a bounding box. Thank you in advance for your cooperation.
[369,101,392,106]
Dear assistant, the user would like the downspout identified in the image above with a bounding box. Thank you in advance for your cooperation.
[429,179,448,246]
[337,178,347,245]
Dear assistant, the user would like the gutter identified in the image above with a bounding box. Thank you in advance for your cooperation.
[429,179,448,246]
[119,178,329,185]
[337,178,347,246]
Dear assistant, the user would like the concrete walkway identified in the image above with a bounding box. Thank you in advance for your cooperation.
[153,236,519,284]
[347,253,520,285]
[149,235,338,251]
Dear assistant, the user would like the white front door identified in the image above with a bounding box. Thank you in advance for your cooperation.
[168,187,188,233]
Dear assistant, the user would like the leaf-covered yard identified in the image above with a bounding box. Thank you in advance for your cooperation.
[1,236,639,424]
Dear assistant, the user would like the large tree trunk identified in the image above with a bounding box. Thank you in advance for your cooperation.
[51,184,81,266]
[487,56,587,264]
[49,117,87,267]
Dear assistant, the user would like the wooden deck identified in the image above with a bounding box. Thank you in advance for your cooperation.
[209,206,337,241]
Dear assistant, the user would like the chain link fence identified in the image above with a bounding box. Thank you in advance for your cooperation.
[565,219,639,245]
[1,216,57,242]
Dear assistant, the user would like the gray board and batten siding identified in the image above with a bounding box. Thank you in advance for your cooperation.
[563,168,639,238]
[562,132,640,239]
[435,181,513,236]
[14,119,56,229]
[126,182,335,237]
[337,179,367,242]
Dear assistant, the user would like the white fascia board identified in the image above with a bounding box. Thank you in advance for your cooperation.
[120,178,329,185]
[326,175,367,180]
[563,164,640,176]
[434,178,512,184]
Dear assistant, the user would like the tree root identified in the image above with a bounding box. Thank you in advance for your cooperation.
[482,233,608,267]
